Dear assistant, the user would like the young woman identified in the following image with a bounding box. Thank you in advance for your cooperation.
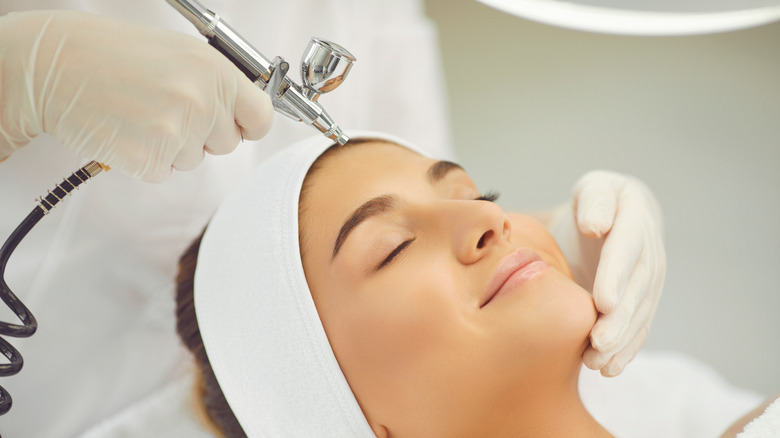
[175,133,773,437]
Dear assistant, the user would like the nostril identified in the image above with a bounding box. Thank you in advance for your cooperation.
[476,230,494,249]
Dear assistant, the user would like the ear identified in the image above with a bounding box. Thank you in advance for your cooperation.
[370,422,390,438]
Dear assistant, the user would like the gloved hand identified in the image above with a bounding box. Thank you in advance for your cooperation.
[0,10,273,181]
[547,170,666,377]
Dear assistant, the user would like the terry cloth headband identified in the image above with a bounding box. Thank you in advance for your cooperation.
[194,131,428,437]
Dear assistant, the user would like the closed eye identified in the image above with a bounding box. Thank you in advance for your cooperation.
[475,191,500,202]
[375,192,497,271]
[378,238,416,270]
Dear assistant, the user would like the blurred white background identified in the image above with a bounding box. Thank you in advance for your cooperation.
[424,0,780,395]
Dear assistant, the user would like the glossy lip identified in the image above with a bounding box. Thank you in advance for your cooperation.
[480,248,548,308]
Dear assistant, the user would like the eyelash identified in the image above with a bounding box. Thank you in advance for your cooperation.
[475,190,500,202]
[376,191,500,270]
[378,238,416,270]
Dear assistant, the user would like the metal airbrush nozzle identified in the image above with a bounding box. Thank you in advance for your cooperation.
[166,0,354,145]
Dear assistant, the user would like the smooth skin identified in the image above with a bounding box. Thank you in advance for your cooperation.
[299,141,612,437]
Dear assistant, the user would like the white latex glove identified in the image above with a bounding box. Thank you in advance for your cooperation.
[548,170,666,377]
[0,10,273,181]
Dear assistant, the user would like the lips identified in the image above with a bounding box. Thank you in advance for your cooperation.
[480,248,549,308]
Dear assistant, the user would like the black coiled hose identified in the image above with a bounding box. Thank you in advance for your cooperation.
[0,161,107,415]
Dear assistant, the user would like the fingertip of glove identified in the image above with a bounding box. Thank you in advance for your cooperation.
[589,335,608,352]
[582,346,610,370]
[600,362,624,377]
[602,353,631,377]
[593,290,618,315]
[590,325,619,352]
[579,205,611,237]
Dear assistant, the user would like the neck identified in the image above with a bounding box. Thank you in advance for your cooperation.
[488,371,613,438]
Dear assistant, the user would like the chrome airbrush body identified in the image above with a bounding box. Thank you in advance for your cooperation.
[166,0,355,145]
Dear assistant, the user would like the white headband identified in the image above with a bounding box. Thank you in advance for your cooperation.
[194,131,426,437]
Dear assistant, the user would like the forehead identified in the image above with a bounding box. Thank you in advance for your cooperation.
[306,140,434,197]
[323,139,429,172]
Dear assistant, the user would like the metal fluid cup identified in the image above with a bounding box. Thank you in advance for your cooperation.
[300,38,357,101]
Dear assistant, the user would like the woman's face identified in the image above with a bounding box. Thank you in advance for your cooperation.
[299,141,597,437]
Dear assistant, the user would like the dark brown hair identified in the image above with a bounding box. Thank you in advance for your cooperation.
[175,230,246,437]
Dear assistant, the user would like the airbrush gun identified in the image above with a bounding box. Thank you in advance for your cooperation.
[165,0,355,145]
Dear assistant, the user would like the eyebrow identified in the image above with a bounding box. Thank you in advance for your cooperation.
[427,160,464,184]
[332,194,399,259]
[331,160,464,260]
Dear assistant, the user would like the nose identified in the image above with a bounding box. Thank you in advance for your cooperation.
[442,200,511,265]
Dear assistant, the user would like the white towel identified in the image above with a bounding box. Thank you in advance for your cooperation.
[737,398,780,438]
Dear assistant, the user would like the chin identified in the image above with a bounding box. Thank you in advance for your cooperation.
[489,267,598,370]
[538,268,598,352]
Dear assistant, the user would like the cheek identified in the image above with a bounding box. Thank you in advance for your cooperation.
[328,267,461,376]
[319,260,479,413]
